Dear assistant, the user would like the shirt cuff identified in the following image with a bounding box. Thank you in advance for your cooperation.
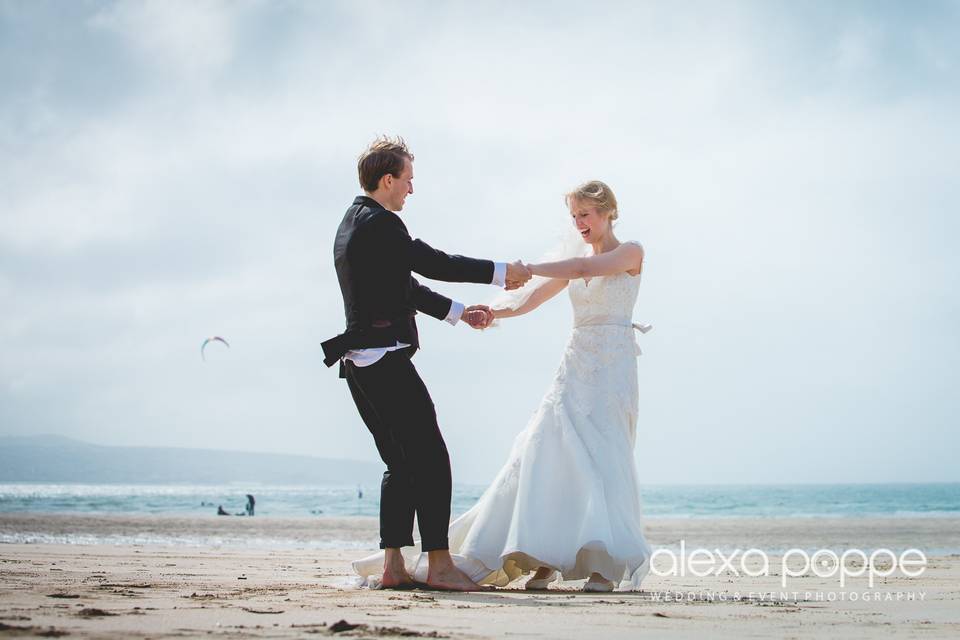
[491,262,507,288]
[445,300,465,325]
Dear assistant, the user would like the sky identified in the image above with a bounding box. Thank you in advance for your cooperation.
[1,0,958,485]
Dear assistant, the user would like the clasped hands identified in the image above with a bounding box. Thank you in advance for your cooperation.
[505,260,533,291]
[460,260,532,330]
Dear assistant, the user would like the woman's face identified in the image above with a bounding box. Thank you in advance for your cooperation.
[570,199,610,244]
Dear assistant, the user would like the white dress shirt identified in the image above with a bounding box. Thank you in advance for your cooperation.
[344,262,508,367]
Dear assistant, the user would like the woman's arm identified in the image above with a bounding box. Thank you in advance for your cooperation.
[527,242,643,280]
[493,277,568,320]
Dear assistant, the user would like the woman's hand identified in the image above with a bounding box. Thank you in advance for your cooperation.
[462,305,494,329]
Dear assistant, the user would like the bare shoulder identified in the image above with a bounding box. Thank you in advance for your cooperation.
[620,241,644,274]
[618,240,644,259]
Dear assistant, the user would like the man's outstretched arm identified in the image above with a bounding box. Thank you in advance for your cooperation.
[410,276,455,322]
[371,213,530,288]
[409,277,490,329]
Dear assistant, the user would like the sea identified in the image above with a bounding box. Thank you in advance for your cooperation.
[1,482,957,519]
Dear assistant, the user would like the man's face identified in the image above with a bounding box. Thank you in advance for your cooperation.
[385,158,414,211]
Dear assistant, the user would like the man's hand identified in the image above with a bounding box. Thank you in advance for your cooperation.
[505,260,532,290]
[462,305,494,330]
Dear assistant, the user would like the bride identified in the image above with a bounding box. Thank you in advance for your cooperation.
[354,180,653,592]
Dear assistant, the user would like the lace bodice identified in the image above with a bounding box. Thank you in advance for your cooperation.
[565,242,646,364]
[568,270,641,328]
[567,241,643,328]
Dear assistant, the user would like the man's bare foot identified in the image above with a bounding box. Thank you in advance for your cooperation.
[381,568,418,589]
[380,548,421,590]
[426,565,484,592]
[423,549,488,591]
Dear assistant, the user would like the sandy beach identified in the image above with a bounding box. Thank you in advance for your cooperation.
[1,514,958,638]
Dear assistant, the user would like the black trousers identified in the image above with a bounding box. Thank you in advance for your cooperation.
[344,349,451,551]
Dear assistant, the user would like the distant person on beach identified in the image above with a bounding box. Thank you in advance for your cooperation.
[245,494,255,516]
[216,505,229,516]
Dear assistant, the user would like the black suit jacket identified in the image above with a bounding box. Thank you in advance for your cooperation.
[321,196,494,369]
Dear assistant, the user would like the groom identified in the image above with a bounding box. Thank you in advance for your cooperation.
[321,136,531,591]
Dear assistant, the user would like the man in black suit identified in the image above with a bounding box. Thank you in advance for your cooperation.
[322,137,530,591]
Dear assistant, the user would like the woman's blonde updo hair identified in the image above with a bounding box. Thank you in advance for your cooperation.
[565,180,618,221]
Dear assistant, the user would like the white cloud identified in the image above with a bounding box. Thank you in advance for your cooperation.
[87,0,244,78]
[834,23,882,73]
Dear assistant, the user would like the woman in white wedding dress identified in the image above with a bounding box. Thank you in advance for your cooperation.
[354,180,653,592]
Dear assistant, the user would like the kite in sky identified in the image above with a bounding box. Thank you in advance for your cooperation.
[201,336,230,361]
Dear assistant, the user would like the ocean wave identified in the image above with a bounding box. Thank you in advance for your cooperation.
[1,482,958,519]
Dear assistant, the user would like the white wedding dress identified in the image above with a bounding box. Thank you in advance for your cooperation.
[353,252,653,590]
